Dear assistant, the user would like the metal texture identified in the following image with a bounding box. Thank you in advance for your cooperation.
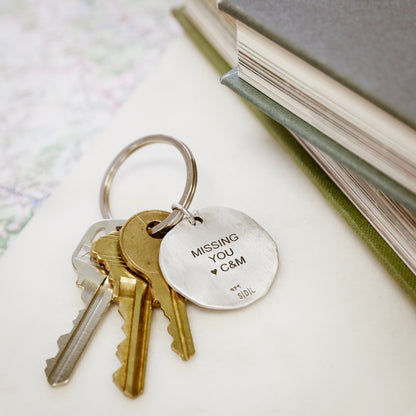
[45,219,124,386]
[120,210,195,360]
[91,231,152,398]
[159,207,279,310]
[99,135,197,234]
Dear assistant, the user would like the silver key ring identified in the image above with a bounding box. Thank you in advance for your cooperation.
[100,134,197,234]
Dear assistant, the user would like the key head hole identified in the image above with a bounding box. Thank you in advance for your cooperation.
[146,221,169,238]
[146,216,203,238]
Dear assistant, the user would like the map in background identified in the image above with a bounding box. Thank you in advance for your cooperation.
[0,0,181,255]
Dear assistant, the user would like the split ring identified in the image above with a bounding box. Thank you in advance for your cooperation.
[100,134,197,234]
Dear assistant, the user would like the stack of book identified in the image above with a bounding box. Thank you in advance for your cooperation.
[175,0,416,303]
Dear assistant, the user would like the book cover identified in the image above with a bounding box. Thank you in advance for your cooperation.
[218,0,416,129]
[218,0,416,196]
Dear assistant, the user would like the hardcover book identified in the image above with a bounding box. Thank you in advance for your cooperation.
[218,0,416,202]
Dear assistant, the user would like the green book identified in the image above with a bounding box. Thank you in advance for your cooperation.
[173,6,416,304]
[218,0,416,211]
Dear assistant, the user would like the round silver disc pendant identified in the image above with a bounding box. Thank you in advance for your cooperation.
[159,206,279,310]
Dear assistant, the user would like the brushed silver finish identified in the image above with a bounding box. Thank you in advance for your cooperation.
[159,207,279,310]
[99,135,197,234]
[45,219,124,386]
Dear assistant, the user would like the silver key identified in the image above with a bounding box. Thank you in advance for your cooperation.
[45,219,124,386]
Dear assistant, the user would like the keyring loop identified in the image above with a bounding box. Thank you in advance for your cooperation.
[100,134,197,234]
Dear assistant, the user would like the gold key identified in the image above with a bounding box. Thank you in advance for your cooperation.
[120,210,195,361]
[91,231,152,398]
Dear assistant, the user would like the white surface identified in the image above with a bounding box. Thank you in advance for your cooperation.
[1,35,415,415]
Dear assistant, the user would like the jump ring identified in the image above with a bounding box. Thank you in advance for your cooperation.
[171,203,196,225]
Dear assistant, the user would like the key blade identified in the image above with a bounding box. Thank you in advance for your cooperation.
[167,289,195,360]
[91,231,153,398]
[45,275,113,386]
[113,279,152,398]
[149,273,195,361]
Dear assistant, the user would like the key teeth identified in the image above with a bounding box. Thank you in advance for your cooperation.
[167,321,195,361]
[113,342,129,394]
[115,327,130,364]
[45,279,113,387]
[80,287,89,306]
[45,357,54,368]
[56,333,71,349]
[76,279,96,306]
[112,301,132,393]
[113,335,142,398]
[162,292,195,361]
[44,305,87,385]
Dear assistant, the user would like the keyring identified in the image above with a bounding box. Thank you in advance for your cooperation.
[100,134,197,234]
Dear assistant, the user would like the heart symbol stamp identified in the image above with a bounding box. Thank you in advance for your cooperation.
[210,269,218,275]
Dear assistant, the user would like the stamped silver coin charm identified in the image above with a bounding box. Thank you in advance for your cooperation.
[159,206,279,310]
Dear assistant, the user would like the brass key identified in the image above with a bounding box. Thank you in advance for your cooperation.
[91,231,152,398]
[120,210,195,360]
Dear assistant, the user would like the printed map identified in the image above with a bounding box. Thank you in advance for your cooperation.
[0,0,181,255]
